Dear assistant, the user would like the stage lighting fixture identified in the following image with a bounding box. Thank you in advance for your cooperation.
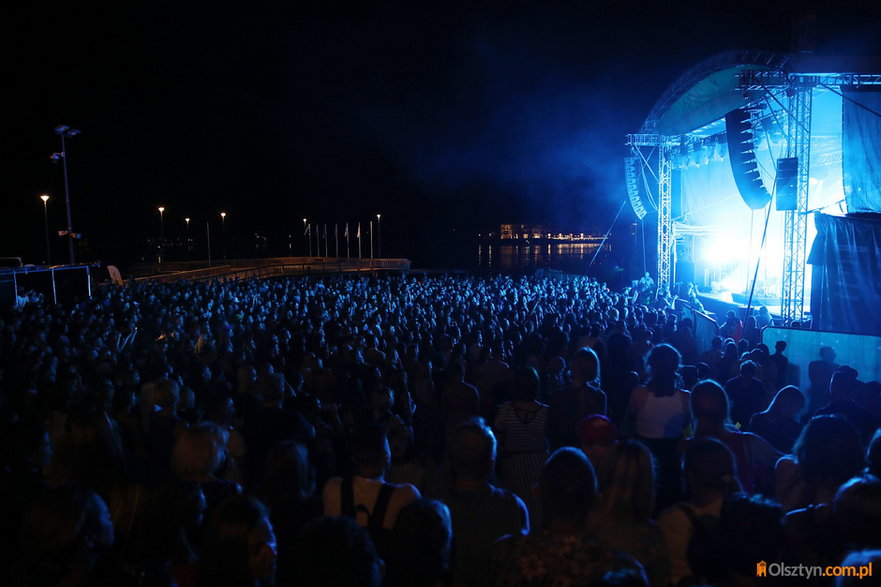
[701,144,712,166]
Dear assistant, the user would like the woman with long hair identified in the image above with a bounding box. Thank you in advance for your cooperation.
[748,385,805,453]
[626,344,690,511]
[590,439,670,587]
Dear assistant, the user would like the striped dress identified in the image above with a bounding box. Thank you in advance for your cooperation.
[494,401,549,528]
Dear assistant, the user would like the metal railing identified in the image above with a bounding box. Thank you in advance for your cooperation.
[131,257,412,284]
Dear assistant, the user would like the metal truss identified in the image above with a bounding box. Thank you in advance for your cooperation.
[781,87,812,324]
[626,134,678,147]
[626,133,681,289]
[739,71,881,92]
[624,134,676,292]
[658,144,674,292]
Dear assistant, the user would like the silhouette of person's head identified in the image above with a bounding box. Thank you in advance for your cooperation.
[794,415,864,486]
[292,516,382,587]
[19,483,114,586]
[448,417,496,484]
[717,494,784,580]
[683,436,740,499]
[570,347,600,386]
[691,380,731,428]
[538,447,598,530]
[834,474,881,551]
[350,424,391,479]
[646,344,681,397]
[385,499,453,587]
[820,346,837,362]
[200,495,277,586]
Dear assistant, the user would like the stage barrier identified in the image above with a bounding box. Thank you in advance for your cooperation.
[761,326,881,395]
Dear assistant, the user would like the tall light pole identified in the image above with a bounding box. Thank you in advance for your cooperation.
[220,212,227,259]
[185,217,191,260]
[54,125,80,265]
[303,217,311,257]
[158,206,165,236]
[40,194,51,264]
[376,213,382,258]
[157,206,165,264]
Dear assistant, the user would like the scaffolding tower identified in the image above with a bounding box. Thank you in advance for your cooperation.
[781,86,812,324]
[625,134,677,293]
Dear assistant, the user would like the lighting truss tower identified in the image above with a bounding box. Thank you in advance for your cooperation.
[781,86,812,324]
[657,144,674,291]
[624,134,676,292]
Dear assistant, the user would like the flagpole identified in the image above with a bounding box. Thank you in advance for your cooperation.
[346,222,350,259]
[307,223,312,257]
[324,224,328,257]
[358,222,362,259]
[335,223,339,258]
[315,225,320,258]
[369,220,374,259]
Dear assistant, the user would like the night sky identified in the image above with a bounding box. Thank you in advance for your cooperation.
[6,1,881,269]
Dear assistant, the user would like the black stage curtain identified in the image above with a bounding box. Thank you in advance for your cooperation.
[808,213,881,335]
[842,87,881,214]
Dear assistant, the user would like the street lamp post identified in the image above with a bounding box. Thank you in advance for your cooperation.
[220,212,227,259]
[185,217,191,260]
[303,218,311,257]
[54,125,80,265]
[157,206,165,264]
[377,213,382,258]
[40,194,51,264]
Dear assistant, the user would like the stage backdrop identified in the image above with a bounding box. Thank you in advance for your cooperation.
[842,87,881,214]
[808,213,881,336]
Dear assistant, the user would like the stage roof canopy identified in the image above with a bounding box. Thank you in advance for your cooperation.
[641,50,881,137]
[641,50,790,137]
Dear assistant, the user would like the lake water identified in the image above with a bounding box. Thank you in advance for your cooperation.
[475,242,611,273]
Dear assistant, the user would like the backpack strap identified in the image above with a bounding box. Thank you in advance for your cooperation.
[370,482,395,531]
[340,477,356,517]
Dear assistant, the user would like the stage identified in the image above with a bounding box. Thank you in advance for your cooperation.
[696,290,790,326]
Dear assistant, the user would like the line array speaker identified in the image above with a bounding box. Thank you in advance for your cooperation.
[775,157,798,211]
[725,108,772,210]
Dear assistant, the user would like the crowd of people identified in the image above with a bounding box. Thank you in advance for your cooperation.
[1,272,880,586]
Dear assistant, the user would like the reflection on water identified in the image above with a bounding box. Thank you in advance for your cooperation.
[477,242,610,273]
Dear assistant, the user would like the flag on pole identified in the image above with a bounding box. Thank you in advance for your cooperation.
[344,223,349,238]
[356,222,361,238]
[304,223,310,236]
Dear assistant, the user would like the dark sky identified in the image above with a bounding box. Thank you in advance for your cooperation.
[6,0,881,268]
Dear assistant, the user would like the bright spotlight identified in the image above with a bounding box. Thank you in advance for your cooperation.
[700,235,742,266]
